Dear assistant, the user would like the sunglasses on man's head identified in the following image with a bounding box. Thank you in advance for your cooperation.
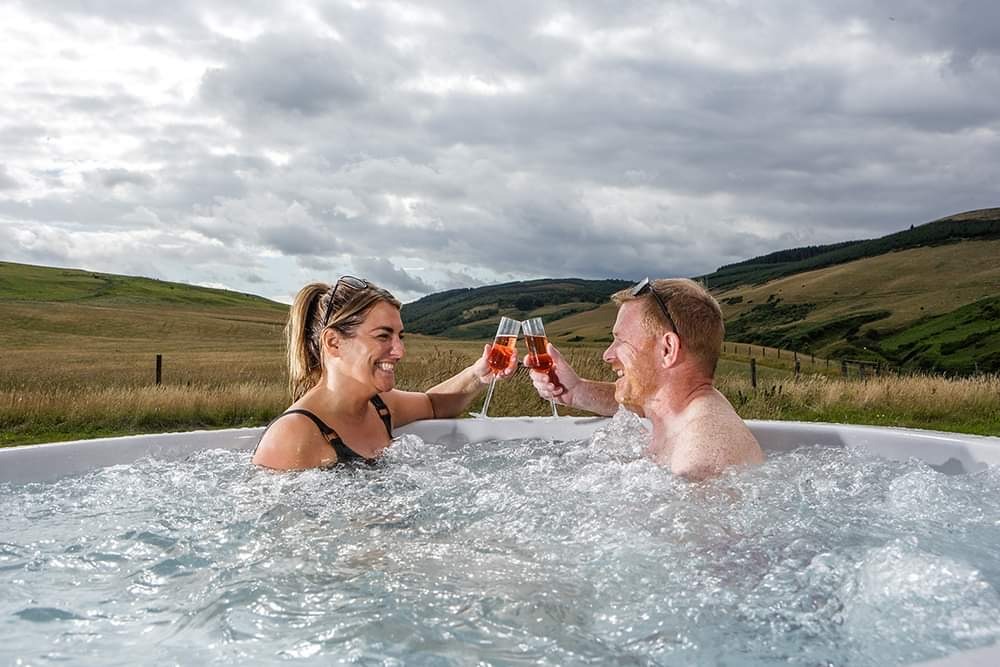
[323,275,371,326]
[630,277,679,335]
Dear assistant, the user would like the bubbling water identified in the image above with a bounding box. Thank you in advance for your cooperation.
[2,415,1000,665]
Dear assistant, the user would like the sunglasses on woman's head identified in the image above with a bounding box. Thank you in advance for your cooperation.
[323,275,371,326]
[630,277,679,336]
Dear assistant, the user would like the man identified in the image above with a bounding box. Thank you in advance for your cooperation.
[527,277,764,480]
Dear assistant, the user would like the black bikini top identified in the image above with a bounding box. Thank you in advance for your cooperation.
[255,395,393,465]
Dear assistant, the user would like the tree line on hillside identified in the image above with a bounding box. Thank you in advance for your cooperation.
[401,279,630,336]
[701,212,1000,290]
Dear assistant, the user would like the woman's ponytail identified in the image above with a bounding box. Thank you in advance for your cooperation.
[286,283,329,401]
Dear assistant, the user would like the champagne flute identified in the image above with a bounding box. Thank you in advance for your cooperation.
[479,316,521,418]
[522,317,559,417]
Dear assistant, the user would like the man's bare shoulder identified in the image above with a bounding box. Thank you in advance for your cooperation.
[671,395,765,479]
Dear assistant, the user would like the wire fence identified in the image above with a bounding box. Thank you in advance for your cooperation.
[720,342,995,388]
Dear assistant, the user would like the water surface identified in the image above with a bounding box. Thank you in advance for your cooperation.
[2,416,1000,665]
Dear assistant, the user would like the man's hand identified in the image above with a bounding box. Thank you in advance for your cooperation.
[525,343,580,406]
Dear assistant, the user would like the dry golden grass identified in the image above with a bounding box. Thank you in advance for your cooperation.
[0,337,617,445]
[716,372,1000,434]
[4,332,998,445]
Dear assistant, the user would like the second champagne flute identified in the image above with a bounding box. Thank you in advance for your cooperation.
[522,317,559,417]
[479,316,520,418]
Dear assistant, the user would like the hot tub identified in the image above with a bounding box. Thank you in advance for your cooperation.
[2,418,999,665]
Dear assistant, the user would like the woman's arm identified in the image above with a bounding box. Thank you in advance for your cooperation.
[384,344,517,426]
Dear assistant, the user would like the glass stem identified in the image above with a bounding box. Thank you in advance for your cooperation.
[480,374,499,418]
[548,398,559,418]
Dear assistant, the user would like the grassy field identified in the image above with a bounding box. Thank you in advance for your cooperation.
[3,260,999,446]
[3,332,998,446]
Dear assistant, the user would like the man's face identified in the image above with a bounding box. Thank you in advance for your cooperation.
[602,301,659,411]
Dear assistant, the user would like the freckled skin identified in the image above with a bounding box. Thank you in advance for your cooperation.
[644,389,764,480]
[528,299,764,480]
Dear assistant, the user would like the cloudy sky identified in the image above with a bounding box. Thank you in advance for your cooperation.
[2,1,998,303]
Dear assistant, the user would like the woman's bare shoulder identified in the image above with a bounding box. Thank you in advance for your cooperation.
[252,413,336,470]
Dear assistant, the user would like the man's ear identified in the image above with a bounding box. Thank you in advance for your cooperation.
[659,331,680,368]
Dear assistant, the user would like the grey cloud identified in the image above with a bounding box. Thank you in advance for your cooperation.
[260,225,340,256]
[436,268,488,291]
[89,168,155,189]
[5,0,1000,302]
[0,123,47,148]
[351,256,434,295]
[294,255,347,275]
[812,1,1000,68]
[0,165,18,190]
[200,34,368,117]
[59,93,145,114]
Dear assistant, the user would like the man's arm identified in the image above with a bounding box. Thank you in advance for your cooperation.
[526,343,619,417]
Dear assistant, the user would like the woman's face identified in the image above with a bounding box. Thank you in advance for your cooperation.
[337,301,405,393]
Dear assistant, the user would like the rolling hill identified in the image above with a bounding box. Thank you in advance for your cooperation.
[400,278,631,339]
[5,205,999,375]
[0,261,287,354]
[401,208,1000,373]
[700,207,1000,291]
[715,239,1000,373]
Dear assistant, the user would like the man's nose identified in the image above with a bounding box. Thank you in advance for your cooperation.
[602,343,615,363]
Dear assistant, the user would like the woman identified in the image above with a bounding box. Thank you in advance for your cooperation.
[253,276,515,470]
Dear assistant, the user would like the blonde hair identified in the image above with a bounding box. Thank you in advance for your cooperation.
[612,278,725,376]
[286,279,401,400]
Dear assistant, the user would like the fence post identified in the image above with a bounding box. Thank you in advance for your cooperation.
[794,358,800,378]
[155,354,162,385]
[750,357,757,389]
[841,360,848,377]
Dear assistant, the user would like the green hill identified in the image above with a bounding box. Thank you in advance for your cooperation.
[6,203,999,377]
[714,237,1000,374]
[401,278,631,338]
[0,261,287,356]
[403,208,1000,374]
[701,208,1000,290]
[0,261,283,308]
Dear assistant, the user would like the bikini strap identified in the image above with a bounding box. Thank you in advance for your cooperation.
[370,395,393,435]
[254,404,388,460]
[253,408,336,454]
[280,408,336,435]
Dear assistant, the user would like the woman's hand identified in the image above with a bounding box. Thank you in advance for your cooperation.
[471,343,518,384]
